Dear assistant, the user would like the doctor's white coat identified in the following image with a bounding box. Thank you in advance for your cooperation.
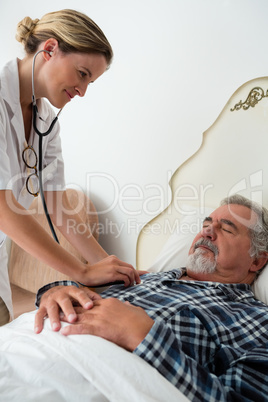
[0,58,65,317]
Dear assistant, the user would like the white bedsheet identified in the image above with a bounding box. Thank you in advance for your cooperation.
[0,311,188,402]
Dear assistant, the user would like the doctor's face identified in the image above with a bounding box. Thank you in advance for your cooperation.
[40,49,108,108]
[186,204,261,284]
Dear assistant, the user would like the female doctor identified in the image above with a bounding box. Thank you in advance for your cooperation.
[0,9,141,325]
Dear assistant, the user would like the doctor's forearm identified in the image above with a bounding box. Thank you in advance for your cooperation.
[59,223,108,264]
[46,190,108,264]
[0,190,87,281]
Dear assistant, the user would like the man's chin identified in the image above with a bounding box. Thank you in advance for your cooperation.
[186,252,217,274]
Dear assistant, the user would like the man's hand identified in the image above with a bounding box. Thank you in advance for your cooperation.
[60,298,154,352]
[34,285,102,334]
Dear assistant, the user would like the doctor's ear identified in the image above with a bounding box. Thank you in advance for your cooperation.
[42,38,59,59]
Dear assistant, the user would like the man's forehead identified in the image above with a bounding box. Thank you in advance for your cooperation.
[209,204,257,229]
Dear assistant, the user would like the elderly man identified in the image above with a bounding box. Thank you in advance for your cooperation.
[35,194,268,401]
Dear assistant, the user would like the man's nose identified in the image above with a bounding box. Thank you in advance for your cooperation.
[201,223,218,241]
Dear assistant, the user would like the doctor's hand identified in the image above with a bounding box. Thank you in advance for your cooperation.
[60,298,154,352]
[34,285,101,334]
[79,255,147,288]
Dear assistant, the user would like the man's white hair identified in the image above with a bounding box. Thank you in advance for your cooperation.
[221,194,268,274]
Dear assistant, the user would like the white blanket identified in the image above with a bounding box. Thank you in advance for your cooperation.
[0,311,188,402]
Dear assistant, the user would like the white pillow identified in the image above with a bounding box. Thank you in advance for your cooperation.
[148,204,268,305]
[252,267,268,305]
[148,205,214,273]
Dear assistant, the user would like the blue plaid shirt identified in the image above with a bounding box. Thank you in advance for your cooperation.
[36,269,268,401]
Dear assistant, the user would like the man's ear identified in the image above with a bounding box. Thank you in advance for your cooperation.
[250,252,268,273]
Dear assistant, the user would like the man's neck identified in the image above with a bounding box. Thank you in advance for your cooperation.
[182,268,256,285]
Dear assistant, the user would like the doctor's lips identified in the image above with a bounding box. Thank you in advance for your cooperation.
[194,239,219,256]
[65,90,74,101]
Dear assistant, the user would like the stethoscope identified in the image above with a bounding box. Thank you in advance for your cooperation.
[32,49,62,243]
[32,49,63,137]
[31,50,124,288]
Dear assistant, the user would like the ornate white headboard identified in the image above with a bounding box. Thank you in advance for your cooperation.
[137,77,268,269]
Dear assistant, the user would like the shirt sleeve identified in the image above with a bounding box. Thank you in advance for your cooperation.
[35,281,79,308]
[42,130,66,191]
[0,99,12,189]
[133,313,268,401]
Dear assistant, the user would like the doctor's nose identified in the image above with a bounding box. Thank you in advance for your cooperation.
[201,222,218,241]
[75,84,88,97]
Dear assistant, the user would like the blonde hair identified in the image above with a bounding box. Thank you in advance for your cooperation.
[16,9,113,66]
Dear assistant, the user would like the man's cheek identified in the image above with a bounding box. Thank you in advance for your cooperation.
[188,236,200,255]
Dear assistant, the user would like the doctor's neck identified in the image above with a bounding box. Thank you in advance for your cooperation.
[18,57,35,109]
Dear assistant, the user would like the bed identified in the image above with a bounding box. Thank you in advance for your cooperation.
[1,77,268,401]
[137,76,268,306]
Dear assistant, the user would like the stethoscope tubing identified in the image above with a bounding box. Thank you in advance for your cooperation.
[38,134,59,243]
[32,50,62,137]
[32,49,60,243]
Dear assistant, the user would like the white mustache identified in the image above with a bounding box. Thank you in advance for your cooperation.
[194,238,219,256]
